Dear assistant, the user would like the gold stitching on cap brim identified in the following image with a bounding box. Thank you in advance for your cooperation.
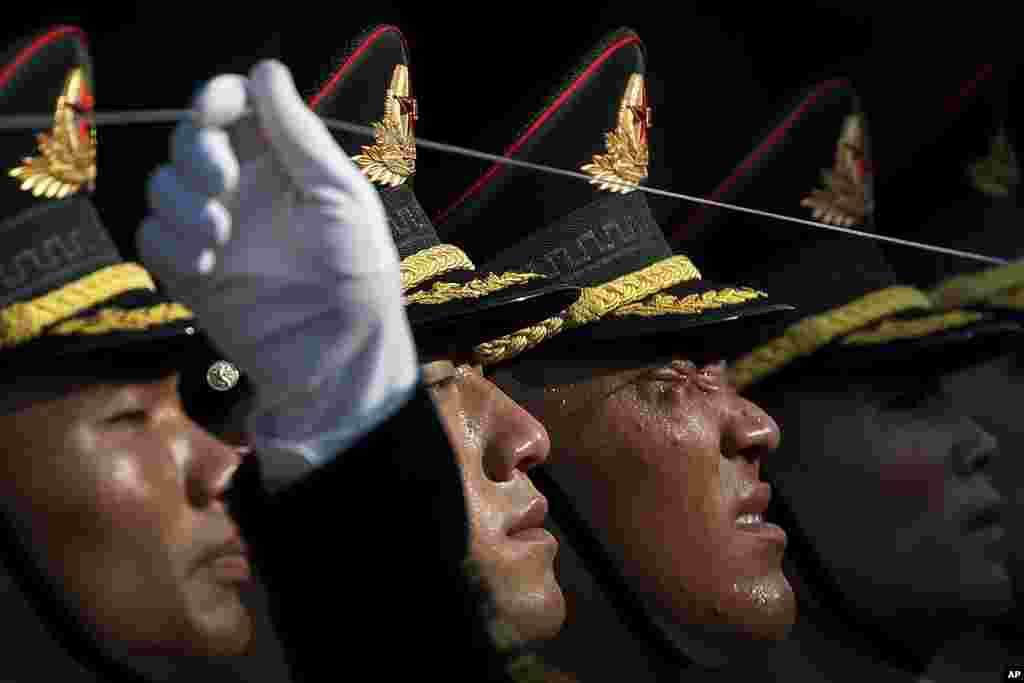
[400,244,476,292]
[474,254,702,366]
[404,272,546,306]
[0,263,171,349]
[928,259,1024,310]
[611,287,768,318]
[49,303,195,337]
[729,286,932,391]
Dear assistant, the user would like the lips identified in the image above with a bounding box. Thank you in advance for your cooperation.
[197,537,251,582]
[734,483,772,525]
[733,483,787,546]
[963,501,1006,535]
[506,496,550,539]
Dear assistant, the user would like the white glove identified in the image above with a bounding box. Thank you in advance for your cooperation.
[138,60,418,478]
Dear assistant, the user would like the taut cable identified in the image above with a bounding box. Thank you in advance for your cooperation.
[0,109,1010,266]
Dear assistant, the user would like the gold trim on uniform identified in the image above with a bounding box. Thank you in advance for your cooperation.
[9,67,97,199]
[841,310,988,345]
[352,64,417,187]
[405,272,545,306]
[729,286,932,390]
[474,255,702,365]
[581,73,650,194]
[0,263,165,349]
[400,244,476,292]
[612,287,767,318]
[928,259,1024,310]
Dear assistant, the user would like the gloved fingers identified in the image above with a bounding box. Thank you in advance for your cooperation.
[246,60,373,202]
[171,120,239,198]
[136,216,215,294]
[147,165,232,250]
[191,74,250,129]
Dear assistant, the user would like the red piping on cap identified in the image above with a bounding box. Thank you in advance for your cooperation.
[942,62,994,116]
[308,24,402,109]
[668,63,997,246]
[668,78,850,245]
[433,33,643,226]
[0,26,88,91]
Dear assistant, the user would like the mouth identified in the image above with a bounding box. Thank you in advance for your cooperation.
[506,496,556,545]
[964,503,1006,536]
[734,483,787,544]
[199,537,251,583]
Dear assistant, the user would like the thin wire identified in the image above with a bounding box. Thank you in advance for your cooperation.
[0,109,1010,266]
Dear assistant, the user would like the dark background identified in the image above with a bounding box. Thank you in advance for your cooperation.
[2,4,1018,259]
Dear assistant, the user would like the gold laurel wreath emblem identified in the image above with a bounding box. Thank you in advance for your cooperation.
[581,73,651,194]
[9,67,97,199]
[800,114,873,227]
[352,64,417,187]
[968,128,1020,198]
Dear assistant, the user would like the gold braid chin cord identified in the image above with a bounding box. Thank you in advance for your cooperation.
[728,286,933,391]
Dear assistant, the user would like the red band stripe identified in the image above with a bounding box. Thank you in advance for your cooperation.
[0,26,88,92]
[308,25,402,109]
[433,33,642,225]
[668,78,851,245]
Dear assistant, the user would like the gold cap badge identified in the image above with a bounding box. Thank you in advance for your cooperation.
[9,67,97,199]
[581,73,651,194]
[968,127,1019,197]
[352,64,417,187]
[207,360,240,392]
[800,113,874,227]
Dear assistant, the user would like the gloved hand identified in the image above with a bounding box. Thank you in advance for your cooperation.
[138,60,418,478]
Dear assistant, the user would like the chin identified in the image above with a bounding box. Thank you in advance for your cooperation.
[723,570,797,641]
[497,576,567,645]
[958,565,1015,619]
[179,598,255,658]
[114,615,252,659]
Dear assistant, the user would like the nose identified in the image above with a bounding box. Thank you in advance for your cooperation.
[482,382,551,483]
[184,420,248,508]
[721,394,781,463]
[952,418,999,478]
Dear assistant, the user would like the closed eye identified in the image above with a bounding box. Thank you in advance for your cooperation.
[427,374,457,391]
[422,360,458,392]
[879,388,934,413]
[105,409,149,425]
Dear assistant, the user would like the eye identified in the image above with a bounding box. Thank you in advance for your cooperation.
[427,374,457,392]
[421,361,458,391]
[105,409,149,426]
[880,388,932,412]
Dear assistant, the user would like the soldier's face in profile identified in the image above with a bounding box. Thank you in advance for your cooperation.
[0,374,253,657]
[757,368,1012,620]
[423,360,565,645]
[504,353,796,641]
[941,352,1023,599]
